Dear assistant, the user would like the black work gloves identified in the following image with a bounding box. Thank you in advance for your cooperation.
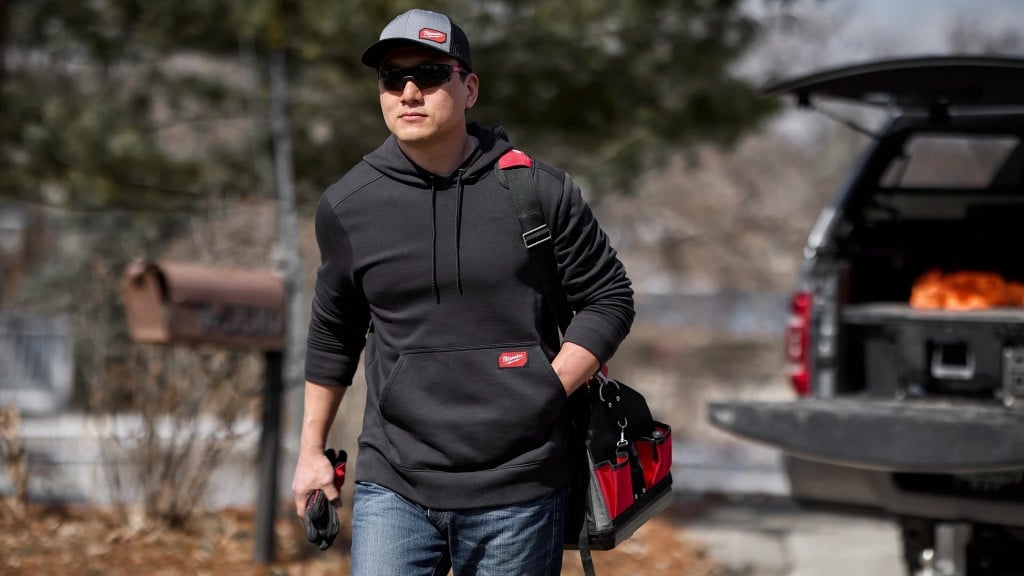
[304,448,347,551]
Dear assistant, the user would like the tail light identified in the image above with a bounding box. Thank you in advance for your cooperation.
[786,291,812,396]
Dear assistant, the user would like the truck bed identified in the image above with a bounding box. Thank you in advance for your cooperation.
[839,303,1024,402]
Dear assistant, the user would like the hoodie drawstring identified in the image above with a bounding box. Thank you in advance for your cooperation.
[430,171,467,303]
[431,182,440,303]
[455,170,465,295]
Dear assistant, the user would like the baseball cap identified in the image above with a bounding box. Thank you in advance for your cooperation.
[361,9,473,71]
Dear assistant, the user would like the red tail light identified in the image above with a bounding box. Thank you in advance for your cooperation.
[786,291,812,396]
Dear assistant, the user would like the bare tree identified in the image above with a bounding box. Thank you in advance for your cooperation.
[0,406,27,518]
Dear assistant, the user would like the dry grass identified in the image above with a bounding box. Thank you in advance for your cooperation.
[0,502,719,576]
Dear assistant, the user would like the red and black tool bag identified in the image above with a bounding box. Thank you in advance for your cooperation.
[563,373,673,551]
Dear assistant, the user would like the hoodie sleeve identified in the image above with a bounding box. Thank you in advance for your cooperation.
[548,170,635,364]
[304,194,371,387]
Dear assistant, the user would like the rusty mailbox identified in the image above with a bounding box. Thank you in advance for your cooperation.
[121,259,288,564]
[122,260,284,351]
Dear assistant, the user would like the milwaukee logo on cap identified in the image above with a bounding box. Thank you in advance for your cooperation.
[498,351,528,369]
[419,28,447,43]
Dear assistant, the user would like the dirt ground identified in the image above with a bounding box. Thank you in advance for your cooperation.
[0,501,719,576]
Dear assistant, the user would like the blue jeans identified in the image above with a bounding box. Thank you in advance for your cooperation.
[350,482,565,576]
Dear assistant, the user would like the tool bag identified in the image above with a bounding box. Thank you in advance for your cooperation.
[496,150,674,576]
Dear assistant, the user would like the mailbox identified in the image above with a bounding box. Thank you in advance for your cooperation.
[121,259,288,564]
[122,260,285,351]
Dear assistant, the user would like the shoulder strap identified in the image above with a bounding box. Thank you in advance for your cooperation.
[496,149,596,576]
[496,150,574,335]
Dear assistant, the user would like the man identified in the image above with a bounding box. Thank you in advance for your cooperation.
[290,8,634,576]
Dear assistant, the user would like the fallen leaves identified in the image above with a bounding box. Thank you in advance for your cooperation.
[1,502,715,576]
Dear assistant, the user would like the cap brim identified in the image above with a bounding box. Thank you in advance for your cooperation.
[361,38,453,68]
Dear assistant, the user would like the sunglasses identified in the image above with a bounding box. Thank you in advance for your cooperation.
[377,63,469,92]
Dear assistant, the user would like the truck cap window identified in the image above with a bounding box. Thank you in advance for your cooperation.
[880,134,1021,189]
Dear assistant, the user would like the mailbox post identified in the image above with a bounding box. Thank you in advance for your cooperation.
[122,260,287,564]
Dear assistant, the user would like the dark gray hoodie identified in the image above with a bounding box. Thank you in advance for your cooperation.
[305,123,634,509]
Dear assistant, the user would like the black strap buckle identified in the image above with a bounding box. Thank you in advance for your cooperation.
[522,224,551,249]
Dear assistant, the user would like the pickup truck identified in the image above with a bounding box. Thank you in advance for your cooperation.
[708,56,1024,576]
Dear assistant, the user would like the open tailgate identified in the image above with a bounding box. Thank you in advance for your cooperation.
[707,398,1024,473]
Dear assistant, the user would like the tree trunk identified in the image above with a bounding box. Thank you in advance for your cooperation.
[0,0,9,90]
[254,46,303,565]
[268,48,305,395]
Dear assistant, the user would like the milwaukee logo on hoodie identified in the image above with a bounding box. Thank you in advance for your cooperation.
[498,350,528,368]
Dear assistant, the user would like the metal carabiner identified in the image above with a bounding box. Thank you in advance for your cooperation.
[597,374,621,405]
[616,417,629,447]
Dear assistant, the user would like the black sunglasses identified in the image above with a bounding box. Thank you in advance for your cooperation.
[377,63,469,92]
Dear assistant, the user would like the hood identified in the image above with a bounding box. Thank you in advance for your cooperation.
[763,55,1024,110]
[362,122,515,186]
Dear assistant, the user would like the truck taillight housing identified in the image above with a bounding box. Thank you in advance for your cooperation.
[786,291,812,396]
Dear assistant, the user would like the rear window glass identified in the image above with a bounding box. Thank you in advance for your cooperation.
[879,134,1021,188]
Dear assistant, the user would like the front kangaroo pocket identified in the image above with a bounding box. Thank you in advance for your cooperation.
[379,343,567,471]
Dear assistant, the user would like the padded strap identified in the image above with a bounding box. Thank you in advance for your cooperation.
[496,152,573,334]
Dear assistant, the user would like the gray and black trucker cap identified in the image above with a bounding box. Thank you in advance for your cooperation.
[361,9,472,70]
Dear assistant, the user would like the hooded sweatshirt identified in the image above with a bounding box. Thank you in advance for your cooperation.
[305,123,634,509]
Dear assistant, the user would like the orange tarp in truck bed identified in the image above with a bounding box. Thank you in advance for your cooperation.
[910,270,1024,310]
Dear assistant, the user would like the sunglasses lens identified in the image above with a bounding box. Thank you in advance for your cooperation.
[418,65,452,87]
[380,72,403,91]
[380,65,453,91]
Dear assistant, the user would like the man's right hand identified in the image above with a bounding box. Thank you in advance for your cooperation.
[291,381,347,517]
[291,448,342,518]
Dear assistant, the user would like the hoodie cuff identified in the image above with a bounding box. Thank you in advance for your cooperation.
[304,347,359,387]
[562,315,626,366]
